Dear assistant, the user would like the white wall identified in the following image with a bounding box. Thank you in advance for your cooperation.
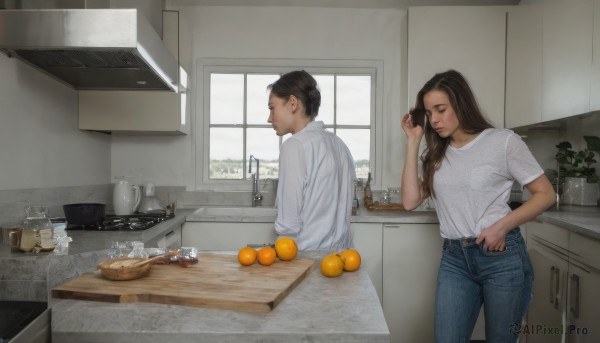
[0,54,111,190]
[111,4,407,190]
[522,114,600,173]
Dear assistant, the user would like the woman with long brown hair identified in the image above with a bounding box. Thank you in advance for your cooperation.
[401,70,555,342]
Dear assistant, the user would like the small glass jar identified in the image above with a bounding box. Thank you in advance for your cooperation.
[178,247,198,267]
[380,190,390,205]
[21,205,53,252]
[388,187,401,204]
[128,241,149,259]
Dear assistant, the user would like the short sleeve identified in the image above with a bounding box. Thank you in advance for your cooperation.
[506,132,544,188]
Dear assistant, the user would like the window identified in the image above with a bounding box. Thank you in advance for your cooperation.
[199,59,382,188]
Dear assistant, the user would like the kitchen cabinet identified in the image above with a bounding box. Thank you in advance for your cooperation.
[526,221,600,343]
[526,221,569,343]
[408,6,507,128]
[591,0,600,111]
[566,231,600,343]
[350,223,383,302]
[505,3,543,128]
[145,223,183,249]
[566,262,600,343]
[541,0,594,121]
[182,222,277,250]
[78,10,191,134]
[382,223,441,343]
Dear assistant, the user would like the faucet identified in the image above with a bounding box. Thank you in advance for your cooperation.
[249,155,263,207]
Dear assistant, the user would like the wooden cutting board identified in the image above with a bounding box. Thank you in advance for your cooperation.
[52,253,316,313]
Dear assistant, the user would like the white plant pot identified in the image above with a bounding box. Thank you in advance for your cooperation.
[562,177,600,206]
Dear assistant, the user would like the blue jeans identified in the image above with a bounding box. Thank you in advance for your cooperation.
[434,228,533,343]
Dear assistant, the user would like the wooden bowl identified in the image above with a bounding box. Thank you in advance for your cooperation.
[97,258,152,281]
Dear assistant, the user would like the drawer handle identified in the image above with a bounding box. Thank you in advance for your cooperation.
[570,274,580,320]
[549,266,556,305]
[164,230,175,238]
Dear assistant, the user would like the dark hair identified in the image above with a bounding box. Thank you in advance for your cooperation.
[417,70,494,198]
[268,70,321,118]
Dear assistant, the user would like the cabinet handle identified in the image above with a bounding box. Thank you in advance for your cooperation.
[550,266,560,310]
[549,266,556,305]
[164,230,175,238]
[570,274,580,320]
[554,267,561,310]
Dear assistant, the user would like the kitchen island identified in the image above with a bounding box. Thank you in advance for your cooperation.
[50,250,389,343]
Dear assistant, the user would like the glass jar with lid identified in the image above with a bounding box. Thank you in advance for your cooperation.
[21,205,53,252]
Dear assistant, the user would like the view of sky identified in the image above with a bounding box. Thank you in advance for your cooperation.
[209,73,371,163]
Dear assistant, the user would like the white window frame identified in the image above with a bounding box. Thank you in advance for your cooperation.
[195,58,384,191]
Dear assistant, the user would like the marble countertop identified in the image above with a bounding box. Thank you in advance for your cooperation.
[537,205,600,239]
[50,250,390,343]
[185,205,440,224]
[0,209,193,259]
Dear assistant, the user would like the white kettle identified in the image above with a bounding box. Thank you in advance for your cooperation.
[113,177,141,215]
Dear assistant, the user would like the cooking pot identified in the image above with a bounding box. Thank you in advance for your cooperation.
[63,203,106,226]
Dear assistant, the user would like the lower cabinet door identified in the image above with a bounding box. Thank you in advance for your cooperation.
[182,222,277,251]
[382,224,441,343]
[566,263,600,343]
[526,241,568,343]
[350,223,383,303]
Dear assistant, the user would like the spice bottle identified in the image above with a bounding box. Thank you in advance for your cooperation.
[364,172,373,206]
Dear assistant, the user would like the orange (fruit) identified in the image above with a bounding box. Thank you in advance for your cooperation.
[237,246,257,266]
[340,249,361,272]
[320,253,344,278]
[274,237,298,261]
[257,246,277,266]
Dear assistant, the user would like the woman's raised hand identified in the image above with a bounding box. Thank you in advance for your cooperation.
[401,112,424,141]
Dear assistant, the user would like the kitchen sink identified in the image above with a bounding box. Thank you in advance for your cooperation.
[193,206,277,218]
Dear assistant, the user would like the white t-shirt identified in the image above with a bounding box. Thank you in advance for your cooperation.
[433,128,543,239]
[275,121,356,250]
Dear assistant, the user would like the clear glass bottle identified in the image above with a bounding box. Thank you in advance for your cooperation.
[21,205,53,252]
[364,172,373,206]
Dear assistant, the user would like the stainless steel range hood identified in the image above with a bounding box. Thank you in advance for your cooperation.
[0,9,180,91]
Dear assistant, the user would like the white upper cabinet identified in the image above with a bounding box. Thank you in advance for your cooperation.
[408,6,507,128]
[79,10,191,135]
[591,0,600,111]
[505,3,543,128]
[541,0,593,121]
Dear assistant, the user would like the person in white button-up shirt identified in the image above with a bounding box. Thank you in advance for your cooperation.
[267,70,356,251]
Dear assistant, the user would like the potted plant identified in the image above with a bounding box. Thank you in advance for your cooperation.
[555,135,600,206]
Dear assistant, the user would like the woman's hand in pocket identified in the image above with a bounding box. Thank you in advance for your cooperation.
[475,224,507,252]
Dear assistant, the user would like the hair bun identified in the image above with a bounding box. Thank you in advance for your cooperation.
[306,89,321,117]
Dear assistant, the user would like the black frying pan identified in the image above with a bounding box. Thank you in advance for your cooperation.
[63,203,106,226]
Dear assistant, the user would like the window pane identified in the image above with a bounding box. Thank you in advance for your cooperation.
[337,75,371,125]
[210,74,244,124]
[247,74,280,125]
[247,128,281,179]
[313,74,334,125]
[210,128,243,179]
[336,129,370,180]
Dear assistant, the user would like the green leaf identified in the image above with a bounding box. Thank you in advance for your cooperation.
[556,141,573,149]
[584,136,600,152]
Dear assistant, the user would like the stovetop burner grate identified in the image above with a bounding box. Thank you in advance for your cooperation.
[66,213,174,231]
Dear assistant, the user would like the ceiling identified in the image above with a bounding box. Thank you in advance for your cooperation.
[167,0,521,8]
[408,0,519,5]
[0,0,521,9]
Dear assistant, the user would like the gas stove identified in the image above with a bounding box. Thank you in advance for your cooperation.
[65,213,174,231]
